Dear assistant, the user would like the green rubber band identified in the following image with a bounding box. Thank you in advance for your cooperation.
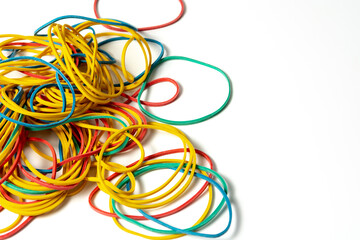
[103,136,129,156]
[3,113,24,149]
[2,181,55,195]
[137,56,232,125]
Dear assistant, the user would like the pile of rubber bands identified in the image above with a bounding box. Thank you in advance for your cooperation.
[0,1,232,239]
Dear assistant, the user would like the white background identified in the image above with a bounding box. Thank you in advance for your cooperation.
[1,0,360,239]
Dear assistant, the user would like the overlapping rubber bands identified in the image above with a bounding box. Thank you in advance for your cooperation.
[0,10,232,240]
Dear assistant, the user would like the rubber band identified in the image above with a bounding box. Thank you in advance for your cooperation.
[137,56,232,125]
[122,77,180,106]
[94,0,185,31]
[0,214,22,234]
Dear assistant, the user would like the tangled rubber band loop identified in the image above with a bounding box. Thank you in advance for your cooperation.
[34,15,138,36]
[111,162,232,238]
[94,0,185,31]
[89,148,213,220]
[0,57,76,129]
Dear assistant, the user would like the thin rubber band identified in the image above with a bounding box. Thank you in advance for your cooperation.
[94,0,185,31]
[137,56,232,125]
[122,77,180,106]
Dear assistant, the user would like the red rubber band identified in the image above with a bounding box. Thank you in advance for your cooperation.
[94,0,185,31]
[0,129,25,185]
[27,137,58,179]
[122,77,180,107]
[17,135,88,191]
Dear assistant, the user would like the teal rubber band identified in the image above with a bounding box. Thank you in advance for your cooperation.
[2,181,55,195]
[103,136,129,156]
[137,56,232,125]
[3,113,24,149]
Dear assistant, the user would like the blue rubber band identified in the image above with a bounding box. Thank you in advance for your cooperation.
[29,74,67,113]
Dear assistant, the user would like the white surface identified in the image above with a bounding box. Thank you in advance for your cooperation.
[1,0,360,239]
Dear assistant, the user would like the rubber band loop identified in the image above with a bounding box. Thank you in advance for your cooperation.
[122,77,180,106]
[137,56,232,125]
[94,0,185,31]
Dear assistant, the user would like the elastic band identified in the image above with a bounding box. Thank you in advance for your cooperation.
[137,56,232,125]
[122,78,180,106]
[94,0,185,31]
